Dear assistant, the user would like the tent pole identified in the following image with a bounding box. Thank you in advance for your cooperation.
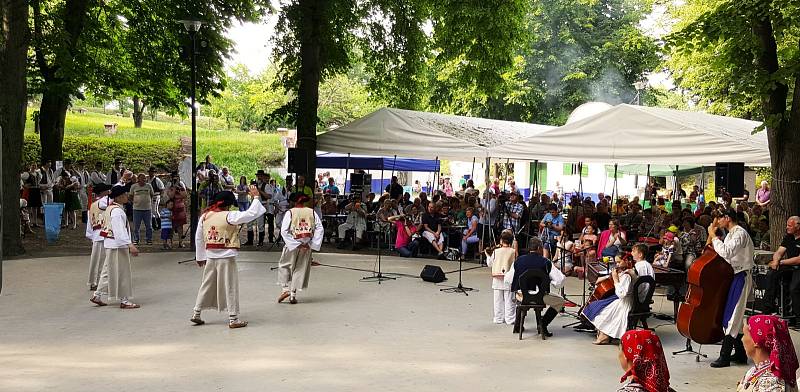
[612,163,618,205]
[434,156,439,194]
[578,162,584,200]
[485,157,491,193]
[646,164,651,202]
[674,166,679,201]
[700,166,706,193]
[532,160,539,196]
[391,154,397,179]
[470,157,475,181]
[345,153,351,193]
[503,158,510,191]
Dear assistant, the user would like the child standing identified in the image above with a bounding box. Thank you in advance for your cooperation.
[160,200,174,250]
[486,230,517,325]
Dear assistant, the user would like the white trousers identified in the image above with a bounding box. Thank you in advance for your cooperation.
[278,247,312,292]
[87,240,105,287]
[42,189,54,203]
[94,247,134,301]
[79,189,89,211]
[493,289,516,324]
[422,231,444,246]
[338,222,364,240]
[193,257,239,315]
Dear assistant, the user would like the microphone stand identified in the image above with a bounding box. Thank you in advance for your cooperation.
[361,223,395,283]
[440,254,475,295]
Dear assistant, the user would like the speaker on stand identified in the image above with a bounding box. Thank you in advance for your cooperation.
[715,162,744,198]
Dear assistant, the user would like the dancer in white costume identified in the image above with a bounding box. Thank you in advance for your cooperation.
[277,193,324,304]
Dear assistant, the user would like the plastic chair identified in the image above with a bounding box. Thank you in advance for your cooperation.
[515,268,550,340]
[627,275,656,330]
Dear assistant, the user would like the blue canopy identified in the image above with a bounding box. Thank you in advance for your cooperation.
[316,152,440,172]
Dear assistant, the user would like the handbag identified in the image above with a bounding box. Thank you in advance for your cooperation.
[152,215,161,231]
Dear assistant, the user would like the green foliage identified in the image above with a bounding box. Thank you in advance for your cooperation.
[23,111,285,176]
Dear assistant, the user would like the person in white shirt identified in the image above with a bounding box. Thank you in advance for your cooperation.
[39,160,55,203]
[90,161,107,186]
[74,159,91,221]
[90,185,140,309]
[85,184,111,291]
[105,158,123,185]
[709,209,755,368]
[191,188,265,329]
[147,167,165,212]
[277,193,324,304]
[254,170,275,245]
[219,167,235,190]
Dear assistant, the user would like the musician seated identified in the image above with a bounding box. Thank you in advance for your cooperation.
[763,216,800,321]
[509,237,565,337]
[582,244,654,344]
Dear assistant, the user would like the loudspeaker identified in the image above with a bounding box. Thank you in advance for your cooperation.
[715,162,744,197]
[420,265,446,283]
[287,148,309,174]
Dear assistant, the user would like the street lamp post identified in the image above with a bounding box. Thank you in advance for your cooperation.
[633,80,647,106]
[180,19,203,250]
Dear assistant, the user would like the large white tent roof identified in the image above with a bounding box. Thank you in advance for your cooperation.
[491,104,770,166]
[317,107,554,160]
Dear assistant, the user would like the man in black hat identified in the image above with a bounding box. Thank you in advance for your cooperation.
[277,192,324,304]
[90,161,107,186]
[191,187,265,328]
[148,167,165,213]
[74,159,91,223]
[85,183,111,291]
[91,185,140,309]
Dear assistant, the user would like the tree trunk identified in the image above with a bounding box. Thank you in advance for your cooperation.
[768,131,800,249]
[0,0,30,258]
[132,96,145,128]
[294,0,323,181]
[38,92,69,162]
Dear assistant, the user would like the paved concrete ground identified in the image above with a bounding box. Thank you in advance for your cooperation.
[0,251,788,391]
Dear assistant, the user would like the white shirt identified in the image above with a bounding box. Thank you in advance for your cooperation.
[280,208,324,252]
[103,205,132,249]
[194,199,266,261]
[480,198,498,225]
[85,196,109,242]
[75,169,90,188]
[633,259,655,299]
[712,225,755,273]
[90,171,107,185]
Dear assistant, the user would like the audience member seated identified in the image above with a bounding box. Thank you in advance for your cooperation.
[653,231,680,268]
[598,219,627,259]
[321,195,338,215]
[509,237,565,337]
[322,177,340,195]
[461,207,480,257]
[593,203,612,232]
[337,200,367,250]
[503,192,525,233]
[376,200,394,234]
[400,192,413,208]
[575,223,598,265]
[737,315,799,392]
[530,193,550,221]
[679,217,705,268]
[389,214,419,258]
[422,202,446,258]
[617,329,671,392]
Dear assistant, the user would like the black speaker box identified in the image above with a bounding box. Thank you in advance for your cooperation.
[715,162,745,197]
[420,265,446,283]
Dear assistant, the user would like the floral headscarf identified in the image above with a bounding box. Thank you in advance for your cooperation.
[748,315,799,386]
[620,329,670,392]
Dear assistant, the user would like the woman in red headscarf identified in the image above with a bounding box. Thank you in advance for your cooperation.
[617,329,671,392]
[738,315,799,391]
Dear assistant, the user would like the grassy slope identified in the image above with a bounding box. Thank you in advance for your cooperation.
[25,111,285,177]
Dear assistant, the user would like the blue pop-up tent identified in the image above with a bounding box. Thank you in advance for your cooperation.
[317,152,440,194]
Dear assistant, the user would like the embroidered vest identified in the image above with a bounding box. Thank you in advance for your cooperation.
[89,198,106,230]
[100,204,124,238]
[202,211,241,249]
[289,207,315,239]
[491,247,516,277]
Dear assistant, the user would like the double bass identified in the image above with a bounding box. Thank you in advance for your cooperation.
[676,244,734,344]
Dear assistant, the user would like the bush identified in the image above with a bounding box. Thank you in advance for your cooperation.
[23,135,181,173]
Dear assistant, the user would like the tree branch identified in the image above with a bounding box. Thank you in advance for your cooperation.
[751,13,788,118]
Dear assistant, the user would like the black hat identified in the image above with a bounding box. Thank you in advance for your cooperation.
[114,158,123,164]
[289,192,310,204]
[256,169,267,176]
[92,183,111,195]
[109,185,127,199]
[148,166,156,172]
[63,158,73,165]
[76,159,85,165]
[212,191,237,208]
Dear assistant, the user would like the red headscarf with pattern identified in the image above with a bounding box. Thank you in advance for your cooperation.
[748,315,799,386]
[620,329,670,392]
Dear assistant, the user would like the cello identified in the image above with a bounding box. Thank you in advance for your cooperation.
[676,244,734,344]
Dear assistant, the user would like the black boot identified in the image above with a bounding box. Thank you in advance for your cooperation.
[731,334,748,364]
[244,230,254,246]
[710,335,734,368]
[540,308,558,337]
[258,232,265,247]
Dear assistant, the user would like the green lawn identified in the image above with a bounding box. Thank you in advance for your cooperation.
[24,111,285,177]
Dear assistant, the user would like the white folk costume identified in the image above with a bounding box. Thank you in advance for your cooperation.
[93,195,137,307]
[85,192,109,289]
[192,194,265,327]
[487,246,516,324]
[713,224,755,337]
[584,260,655,340]
[278,199,324,303]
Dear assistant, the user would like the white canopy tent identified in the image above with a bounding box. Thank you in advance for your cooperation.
[317,107,554,160]
[491,104,770,166]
